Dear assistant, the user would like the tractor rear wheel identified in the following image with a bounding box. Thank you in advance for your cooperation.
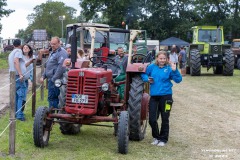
[190,49,201,76]
[33,106,52,148]
[223,49,234,76]
[58,71,81,135]
[128,75,147,141]
[117,111,129,154]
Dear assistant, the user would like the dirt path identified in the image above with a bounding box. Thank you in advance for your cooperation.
[170,71,240,159]
[0,69,10,116]
[0,67,42,117]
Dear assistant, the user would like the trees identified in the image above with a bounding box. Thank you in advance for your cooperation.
[0,0,14,34]
[16,1,77,42]
[79,0,240,41]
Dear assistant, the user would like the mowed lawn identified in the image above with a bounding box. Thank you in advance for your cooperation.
[0,67,240,160]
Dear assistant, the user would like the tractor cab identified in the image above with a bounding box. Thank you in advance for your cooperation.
[187,26,234,76]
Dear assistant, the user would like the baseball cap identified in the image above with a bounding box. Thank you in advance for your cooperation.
[13,39,21,47]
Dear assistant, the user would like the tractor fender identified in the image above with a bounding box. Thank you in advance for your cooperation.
[126,63,149,73]
[141,93,150,120]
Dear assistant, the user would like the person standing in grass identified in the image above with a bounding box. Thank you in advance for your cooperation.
[40,37,68,110]
[141,50,182,147]
[8,39,28,121]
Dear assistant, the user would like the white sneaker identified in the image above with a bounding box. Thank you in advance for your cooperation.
[151,138,159,145]
[157,141,166,147]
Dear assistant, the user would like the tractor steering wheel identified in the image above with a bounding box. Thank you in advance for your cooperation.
[89,56,121,75]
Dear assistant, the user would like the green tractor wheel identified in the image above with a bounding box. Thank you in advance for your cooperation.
[223,49,234,76]
[190,49,201,76]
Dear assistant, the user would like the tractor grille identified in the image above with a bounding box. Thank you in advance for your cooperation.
[210,45,221,54]
[66,75,98,111]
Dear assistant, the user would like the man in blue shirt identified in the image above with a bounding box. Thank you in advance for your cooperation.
[40,37,68,109]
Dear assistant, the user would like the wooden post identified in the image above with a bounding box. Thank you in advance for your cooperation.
[40,58,46,100]
[9,71,16,155]
[32,60,36,117]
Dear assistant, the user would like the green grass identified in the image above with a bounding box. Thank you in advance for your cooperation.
[0,69,240,160]
[0,86,165,160]
[0,52,10,69]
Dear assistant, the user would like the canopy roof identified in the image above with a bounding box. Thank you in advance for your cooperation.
[160,37,189,46]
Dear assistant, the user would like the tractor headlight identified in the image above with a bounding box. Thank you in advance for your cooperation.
[101,83,109,91]
[54,79,62,88]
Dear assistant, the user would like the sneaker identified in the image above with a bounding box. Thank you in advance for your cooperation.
[157,141,166,147]
[151,138,159,145]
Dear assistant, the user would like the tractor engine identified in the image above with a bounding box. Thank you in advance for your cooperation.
[64,67,113,116]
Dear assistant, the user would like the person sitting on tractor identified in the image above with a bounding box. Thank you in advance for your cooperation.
[94,43,109,62]
[114,47,128,100]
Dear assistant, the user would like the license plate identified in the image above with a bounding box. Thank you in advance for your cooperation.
[72,94,88,104]
[213,54,218,58]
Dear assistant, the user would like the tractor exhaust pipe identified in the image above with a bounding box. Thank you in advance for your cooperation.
[71,25,77,69]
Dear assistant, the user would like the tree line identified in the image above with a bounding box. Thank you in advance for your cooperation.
[1,0,240,42]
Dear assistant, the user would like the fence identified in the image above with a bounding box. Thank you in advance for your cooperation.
[0,58,47,155]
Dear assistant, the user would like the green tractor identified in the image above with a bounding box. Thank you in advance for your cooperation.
[187,26,234,76]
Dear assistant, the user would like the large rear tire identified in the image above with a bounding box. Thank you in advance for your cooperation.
[118,111,129,154]
[190,49,201,76]
[33,106,52,148]
[58,71,81,135]
[223,49,234,76]
[128,75,147,141]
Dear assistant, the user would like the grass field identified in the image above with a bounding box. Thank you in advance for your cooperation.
[0,53,9,69]
[0,67,240,160]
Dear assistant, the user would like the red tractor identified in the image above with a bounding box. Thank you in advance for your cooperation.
[33,24,151,154]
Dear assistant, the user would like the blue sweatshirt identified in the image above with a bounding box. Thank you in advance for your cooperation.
[141,63,182,96]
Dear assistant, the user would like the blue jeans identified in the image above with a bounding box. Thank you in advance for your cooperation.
[48,79,60,108]
[23,80,29,101]
[15,76,27,119]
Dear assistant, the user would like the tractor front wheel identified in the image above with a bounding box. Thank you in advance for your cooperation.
[33,106,52,148]
[223,49,234,76]
[117,111,129,154]
[190,49,201,76]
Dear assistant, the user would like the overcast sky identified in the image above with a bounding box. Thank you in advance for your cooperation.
[0,0,81,39]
